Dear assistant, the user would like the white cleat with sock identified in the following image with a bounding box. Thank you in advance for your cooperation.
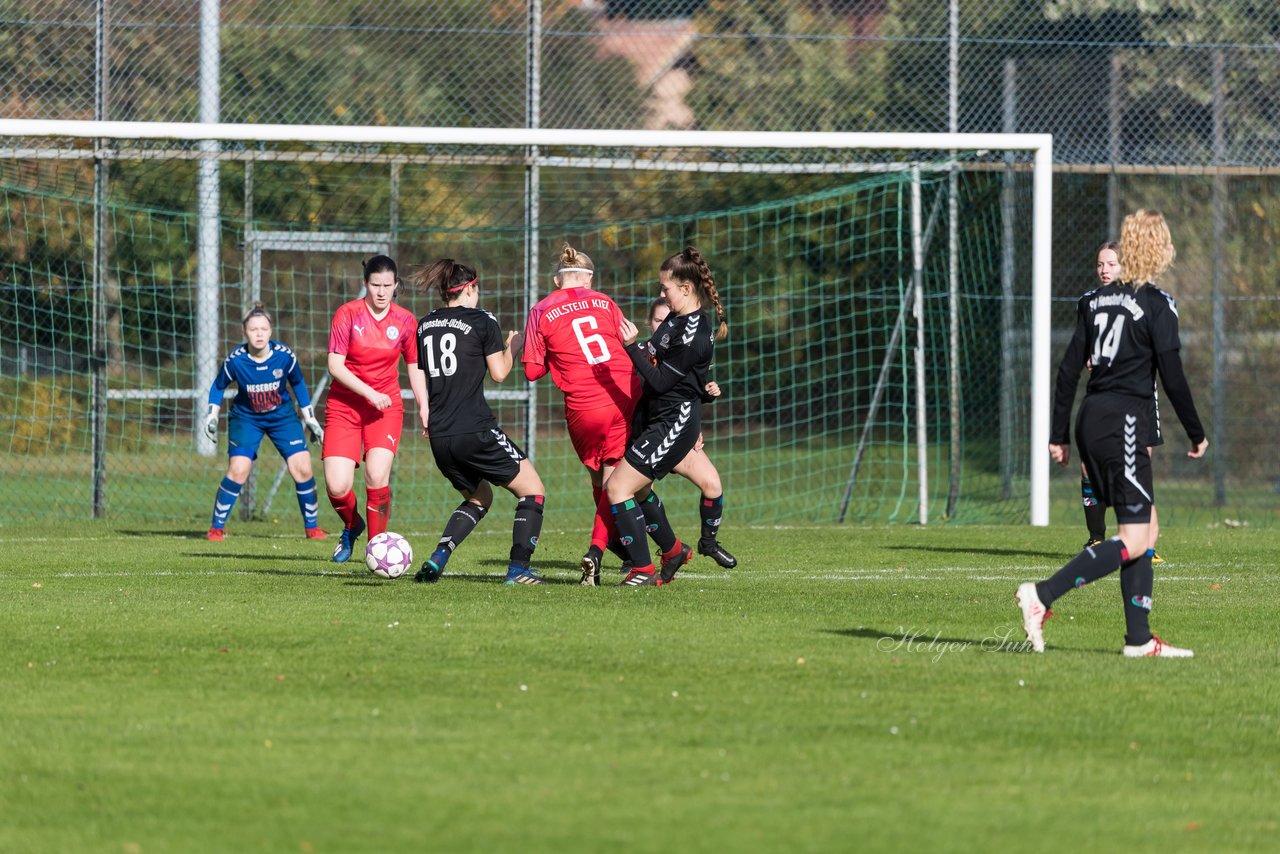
[1015,582,1048,653]
[1122,635,1194,658]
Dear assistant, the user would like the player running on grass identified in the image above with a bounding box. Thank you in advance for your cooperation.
[1019,210,1208,657]
[322,255,427,563]
[608,245,727,587]
[202,303,326,540]
[410,258,547,586]
[1057,242,1166,563]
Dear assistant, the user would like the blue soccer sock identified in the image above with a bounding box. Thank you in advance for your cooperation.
[210,477,242,530]
[294,478,320,529]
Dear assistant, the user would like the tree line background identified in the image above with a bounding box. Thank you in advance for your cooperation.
[3,0,1280,521]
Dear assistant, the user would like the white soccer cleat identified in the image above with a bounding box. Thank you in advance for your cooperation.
[1015,582,1048,653]
[1122,635,1194,658]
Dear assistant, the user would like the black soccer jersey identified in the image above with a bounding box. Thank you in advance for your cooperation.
[416,306,505,437]
[1051,281,1201,445]
[626,309,715,420]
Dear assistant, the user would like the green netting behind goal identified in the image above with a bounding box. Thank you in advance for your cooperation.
[0,136,1035,531]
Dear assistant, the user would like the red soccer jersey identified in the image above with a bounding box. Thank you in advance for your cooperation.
[327,298,418,407]
[523,287,641,411]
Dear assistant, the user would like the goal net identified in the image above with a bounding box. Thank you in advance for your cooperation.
[0,122,1052,528]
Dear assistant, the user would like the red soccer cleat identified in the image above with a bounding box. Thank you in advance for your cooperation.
[206,527,225,541]
[305,527,329,539]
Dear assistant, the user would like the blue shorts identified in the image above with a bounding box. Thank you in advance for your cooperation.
[227,408,308,461]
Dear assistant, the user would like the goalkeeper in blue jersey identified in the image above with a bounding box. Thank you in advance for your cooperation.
[202,303,327,541]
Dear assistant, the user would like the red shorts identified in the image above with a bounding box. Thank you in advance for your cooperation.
[322,398,404,463]
[565,403,633,472]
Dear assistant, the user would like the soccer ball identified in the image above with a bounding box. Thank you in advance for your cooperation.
[365,531,413,579]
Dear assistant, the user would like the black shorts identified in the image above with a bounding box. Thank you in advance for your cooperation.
[625,400,700,480]
[430,428,526,494]
[1075,393,1154,524]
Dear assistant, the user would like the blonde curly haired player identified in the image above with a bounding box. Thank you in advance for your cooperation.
[1022,210,1208,658]
[1061,242,1166,564]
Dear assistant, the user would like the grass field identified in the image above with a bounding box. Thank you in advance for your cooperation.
[2,520,1278,852]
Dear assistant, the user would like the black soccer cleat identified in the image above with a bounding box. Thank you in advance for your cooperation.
[659,543,693,584]
[414,556,445,584]
[697,537,737,569]
[1083,537,1105,551]
[579,552,601,587]
[621,567,658,586]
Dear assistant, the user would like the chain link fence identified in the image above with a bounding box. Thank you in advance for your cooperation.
[3,0,1279,526]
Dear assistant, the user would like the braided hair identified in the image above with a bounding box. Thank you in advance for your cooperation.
[660,245,727,341]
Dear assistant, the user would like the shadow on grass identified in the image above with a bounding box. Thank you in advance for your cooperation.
[432,571,579,587]
[183,552,325,563]
[886,545,1066,560]
[118,529,216,540]
[119,529,301,541]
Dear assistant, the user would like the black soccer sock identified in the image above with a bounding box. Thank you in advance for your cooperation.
[509,495,544,566]
[610,498,653,570]
[605,538,631,563]
[1081,477,1107,541]
[436,501,487,559]
[1120,551,1154,647]
[640,490,677,553]
[700,494,724,543]
[1036,537,1128,608]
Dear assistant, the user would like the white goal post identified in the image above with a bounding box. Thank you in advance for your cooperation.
[0,119,1054,526]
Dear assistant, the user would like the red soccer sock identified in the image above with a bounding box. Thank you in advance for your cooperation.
[590,486,612,552]
[328,489,360,530]
[366,486,391,538]
[590,488,619,552]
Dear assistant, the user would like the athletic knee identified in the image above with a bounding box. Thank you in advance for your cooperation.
[605,480,631,505]
[1115,530,1152,559]
[287,456,313,482]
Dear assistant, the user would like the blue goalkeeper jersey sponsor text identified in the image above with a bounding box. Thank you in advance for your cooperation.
[208,341,312,415]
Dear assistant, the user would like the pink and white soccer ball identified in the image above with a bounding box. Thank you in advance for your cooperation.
[365,531,413,579]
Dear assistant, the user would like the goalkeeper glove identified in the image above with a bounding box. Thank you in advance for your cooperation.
[301,405,324,444]
[203,404,220,440]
